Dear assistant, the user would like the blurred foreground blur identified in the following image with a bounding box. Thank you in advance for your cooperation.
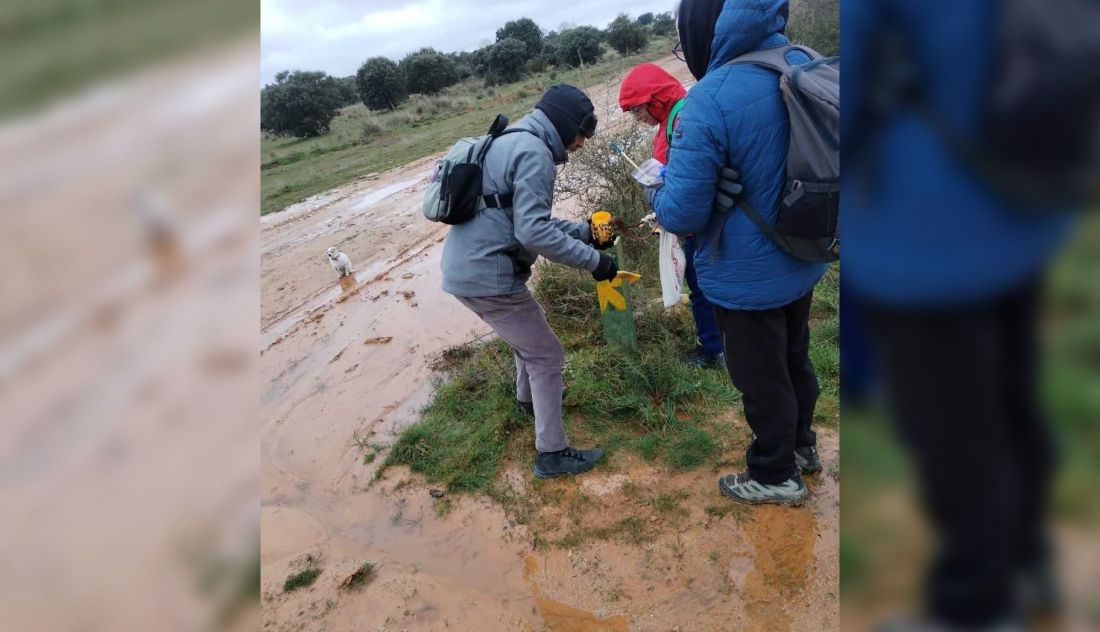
[842,0,1099,630]
[0,2,258,630]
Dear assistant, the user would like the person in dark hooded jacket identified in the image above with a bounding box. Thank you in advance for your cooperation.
[649,0,826,506]
[618,63,724,369]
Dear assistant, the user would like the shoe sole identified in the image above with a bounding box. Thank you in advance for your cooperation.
[718,480,808,507]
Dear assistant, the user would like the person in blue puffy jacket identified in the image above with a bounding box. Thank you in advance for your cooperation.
[649,0,826,506]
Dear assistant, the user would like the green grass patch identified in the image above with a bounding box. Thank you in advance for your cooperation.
[432,496,454,517]
[3,0,255,117]
[651,491,691,518]
[553,516,653,549]
[282,567,321,593]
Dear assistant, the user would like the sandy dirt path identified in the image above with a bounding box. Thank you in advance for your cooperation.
[260,55,838,631]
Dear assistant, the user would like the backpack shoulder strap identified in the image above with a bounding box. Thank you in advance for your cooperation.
[706,196,782,263]
[494,128,540,140]
[477,128,544,209]
[728,44,821,73]
[665,98,686,145]
[474,128,540,163]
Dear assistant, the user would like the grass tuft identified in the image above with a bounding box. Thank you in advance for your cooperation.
[340,563,375,591]
[283,567,321,592]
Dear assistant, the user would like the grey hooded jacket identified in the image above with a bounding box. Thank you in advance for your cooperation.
[441,109,601,298]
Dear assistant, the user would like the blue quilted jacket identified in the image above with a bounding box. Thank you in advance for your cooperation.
[843,0,1071,307]
[652,0,826,310]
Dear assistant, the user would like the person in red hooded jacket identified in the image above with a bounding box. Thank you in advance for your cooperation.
[619,63,723,368]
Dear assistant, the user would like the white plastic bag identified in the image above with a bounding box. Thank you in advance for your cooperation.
[632,158,666,187]
[659,228,687,308]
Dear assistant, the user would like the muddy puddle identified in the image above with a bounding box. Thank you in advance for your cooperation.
[526,556,631,632]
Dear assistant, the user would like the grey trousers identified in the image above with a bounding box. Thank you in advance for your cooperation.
[455,290,569,453]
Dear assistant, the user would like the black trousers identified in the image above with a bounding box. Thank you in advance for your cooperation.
[864,280,1055,626]
[714,290,819,484]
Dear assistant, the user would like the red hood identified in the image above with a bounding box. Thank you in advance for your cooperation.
[618,63,687,164]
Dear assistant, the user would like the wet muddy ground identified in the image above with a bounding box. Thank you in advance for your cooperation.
[260,56,839,631]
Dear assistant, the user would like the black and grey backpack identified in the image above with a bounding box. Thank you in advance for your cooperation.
[726,44,840,263]
[865,0,1100,213]
[423,115,534,225]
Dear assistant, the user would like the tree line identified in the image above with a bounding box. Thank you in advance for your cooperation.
[262,13,674,138]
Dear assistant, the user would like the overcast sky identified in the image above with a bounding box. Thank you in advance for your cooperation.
[261,0,680,86]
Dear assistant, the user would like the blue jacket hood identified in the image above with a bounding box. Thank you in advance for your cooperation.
[709,0,790,70]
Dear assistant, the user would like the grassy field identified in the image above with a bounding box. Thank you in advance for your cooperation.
[379,124,840,494]
[2,0,255,118]
[260,36,677,215]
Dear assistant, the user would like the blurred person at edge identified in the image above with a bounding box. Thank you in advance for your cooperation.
[844,0,1098,629]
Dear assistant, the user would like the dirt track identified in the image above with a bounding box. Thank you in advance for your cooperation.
[260,55,839,631]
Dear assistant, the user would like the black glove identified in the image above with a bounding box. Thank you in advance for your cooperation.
[715,167,743,212]
[643,183,663,207]
[591,252,618,282]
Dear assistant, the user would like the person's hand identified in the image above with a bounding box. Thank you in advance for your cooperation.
[715,167,743,212]
[591,252,618,281]
[643,183,663,207]
[641,212,659,229]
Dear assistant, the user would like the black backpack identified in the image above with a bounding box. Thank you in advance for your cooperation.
[872,0,1100,209]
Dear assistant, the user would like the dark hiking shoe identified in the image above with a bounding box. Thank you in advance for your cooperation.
[794,445,822,475]
[517,388,568,416]
[679,347,725,369]
[718,470,808,506]
[533,446,603,479]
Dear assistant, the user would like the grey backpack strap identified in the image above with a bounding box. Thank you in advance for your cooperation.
[733,198,780,242]
[728,44,821,72]
[706,198,779,263]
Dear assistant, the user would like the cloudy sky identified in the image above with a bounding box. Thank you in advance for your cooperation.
[261,0,680,86]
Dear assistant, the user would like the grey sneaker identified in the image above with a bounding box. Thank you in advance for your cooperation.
[517,388,568,416]
[533,446,603,479]
[718,471,808,506]
[794,445,822,475]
